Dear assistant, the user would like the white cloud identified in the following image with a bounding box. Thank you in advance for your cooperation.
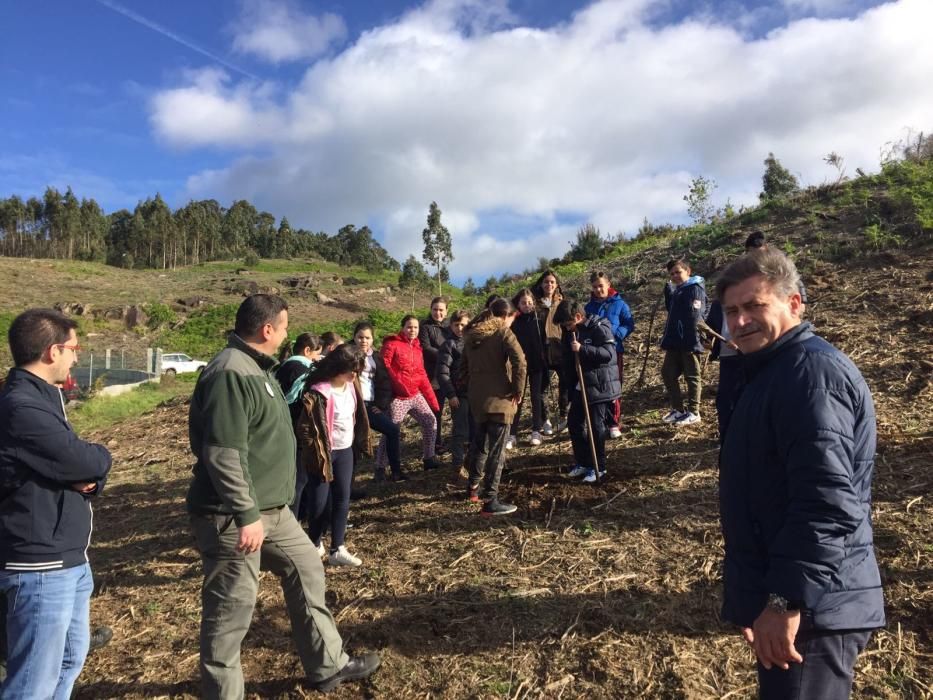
[231,0,347,63]
[151,0,933,281]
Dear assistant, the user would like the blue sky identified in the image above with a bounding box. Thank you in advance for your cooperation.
[1,0,929,281]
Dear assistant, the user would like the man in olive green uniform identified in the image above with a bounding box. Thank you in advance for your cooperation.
[187,294,379,698]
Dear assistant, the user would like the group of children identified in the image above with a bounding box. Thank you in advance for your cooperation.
[272,257,727,564]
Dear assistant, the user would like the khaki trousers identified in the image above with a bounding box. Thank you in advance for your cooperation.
[190,506,348,700]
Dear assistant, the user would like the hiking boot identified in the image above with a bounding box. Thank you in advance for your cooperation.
[467,484,480,503]
[609,425,622,439]
[505,436,516,450]
[308,652,381,693]
[423,456,441,470]
[529,431,543,446]
[662,410,684,423]
[389,470,408,482]
[329,545,362,567]
[567,464,587,478]
[89,626,113,653]
[373,469,386,482]
[675,412,701,426]
[541,420,554,436]
[481,498,518,516]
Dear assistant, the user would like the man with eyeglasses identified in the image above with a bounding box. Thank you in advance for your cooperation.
[0,308,112,699]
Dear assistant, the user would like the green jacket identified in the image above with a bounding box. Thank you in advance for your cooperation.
[187,334,296,526]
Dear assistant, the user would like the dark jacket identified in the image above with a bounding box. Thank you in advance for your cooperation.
[661,276,707,353]
[381,332,440,412]
[436,335,467,399]
[0,368,112,572]
[584,289,635,354]
[561,316,621,405]
[719,322,885,631]
[460,316,527,424]
[419,317,450,390]
[510,311,546,373]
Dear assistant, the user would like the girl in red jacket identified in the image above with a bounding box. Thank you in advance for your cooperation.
[380,315,442,470]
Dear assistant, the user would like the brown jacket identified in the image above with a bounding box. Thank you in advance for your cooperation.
[536,291,564,367]
[459,316,527,424]
[296,377,372,482]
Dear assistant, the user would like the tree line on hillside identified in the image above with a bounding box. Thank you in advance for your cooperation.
[0,188,400,273]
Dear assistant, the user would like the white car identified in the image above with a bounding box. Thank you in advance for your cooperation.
[161,353,206,375]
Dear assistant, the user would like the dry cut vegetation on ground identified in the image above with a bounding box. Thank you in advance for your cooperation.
[70,241,932,699]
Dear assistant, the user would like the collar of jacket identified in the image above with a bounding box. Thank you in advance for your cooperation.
[741,321,813,378]
[393,331,419,347]
[4,367,62,402]
[590,289,619,303]
[226,333,279,372]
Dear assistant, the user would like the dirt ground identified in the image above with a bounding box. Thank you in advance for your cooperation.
[72,247,931,699]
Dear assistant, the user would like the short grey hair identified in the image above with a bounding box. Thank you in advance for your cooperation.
[716,248,801,301]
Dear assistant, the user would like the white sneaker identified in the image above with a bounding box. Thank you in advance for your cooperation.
[568,464,587,478]
[529,431,543,446]
[315,541,326,558]
[675,412,701,426]
[505,436,515,450]
[609,426,622,439]
[541,420,554,436]
[328,545,362,567]
[662,410,684,423]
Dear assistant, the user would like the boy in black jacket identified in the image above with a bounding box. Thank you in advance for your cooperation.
[553,300,621,483]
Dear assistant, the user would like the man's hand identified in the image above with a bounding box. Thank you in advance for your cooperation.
[236,520,264,554]
[751,608,803,670]
[449,397,460,410]
[71,482,97,494]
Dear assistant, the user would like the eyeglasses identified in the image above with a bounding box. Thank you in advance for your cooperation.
[54,343,81,353]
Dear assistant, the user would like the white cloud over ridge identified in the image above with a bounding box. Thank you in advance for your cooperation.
[150,0,933,281]
[231,0,347,63]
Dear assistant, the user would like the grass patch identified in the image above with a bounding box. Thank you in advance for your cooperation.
[69,374,197,434]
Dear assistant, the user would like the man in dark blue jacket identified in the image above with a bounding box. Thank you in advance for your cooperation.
[717,249,884,699]
[0,308,112,699]
[554,299,621,483]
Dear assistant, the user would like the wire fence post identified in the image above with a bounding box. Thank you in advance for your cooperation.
[89,354,94,389]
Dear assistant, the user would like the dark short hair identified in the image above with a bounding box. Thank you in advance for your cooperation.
[235,294,288,338]
[484,294,501,309]
[321,331,342,348]
[430,296,448,307]
[278,332,322,362]
[450,310,471,324]
[717,247,801,301]
[745,231,767,249]
[510,288,535,309]
[531,269,563,299]
[305,343,365,384]
[552,299,585,325]
[8,308,79,367]
[666,257,690,272]
[589,271,610,284]
[400,314,418,328]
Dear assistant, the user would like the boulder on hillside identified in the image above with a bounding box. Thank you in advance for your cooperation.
[53,302,92,316]
[343,276,364,286]
[279,275,314,289]
[177,295,210,309]
[316,291,338,305]
[99,306,129,321]
[226,280,260,296]
[125,305,149,329]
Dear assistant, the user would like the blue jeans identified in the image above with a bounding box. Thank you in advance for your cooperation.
[307,447,354,551]
[0,563,93,699]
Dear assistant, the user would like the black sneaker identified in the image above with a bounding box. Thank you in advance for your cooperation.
[481,499,517,516]
[389,471,408,482]
[423,457,441,470]
[89,626,113,653]
[308,652,381,693]
[349,488,367,501]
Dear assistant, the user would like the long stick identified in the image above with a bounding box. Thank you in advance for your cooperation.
[637,293,664,388]
[573,333,600,482]
[696,319,740,351]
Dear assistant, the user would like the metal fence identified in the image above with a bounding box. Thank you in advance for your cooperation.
[71,348,163,390]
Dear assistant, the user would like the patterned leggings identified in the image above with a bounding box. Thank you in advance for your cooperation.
[376,393,437,468]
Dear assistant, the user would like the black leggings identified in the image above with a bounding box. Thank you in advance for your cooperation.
[307,446,353,551]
